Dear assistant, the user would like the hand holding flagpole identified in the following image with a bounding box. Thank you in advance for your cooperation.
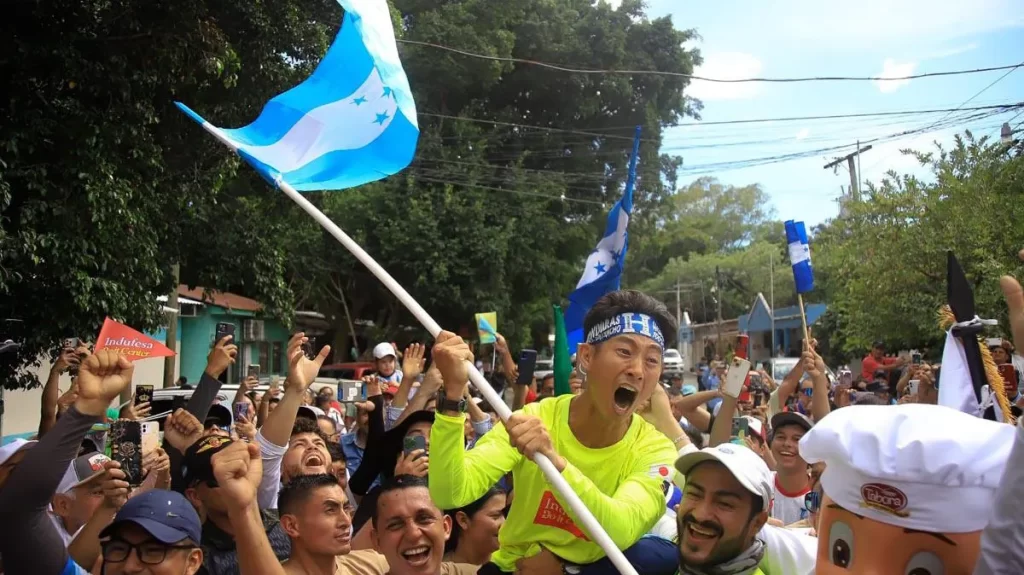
[784,220,814,344]
[175,2,640,572]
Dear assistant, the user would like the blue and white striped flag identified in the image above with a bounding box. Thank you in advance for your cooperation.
[564,186,633,352]
[784,220,814,293]
[176,0,418,191]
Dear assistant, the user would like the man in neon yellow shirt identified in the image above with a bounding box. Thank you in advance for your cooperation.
[429,290,686,574]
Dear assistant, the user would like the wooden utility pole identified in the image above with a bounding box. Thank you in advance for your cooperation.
[715,266,723,356]
[824,143,873,201]
[163,264,180,388]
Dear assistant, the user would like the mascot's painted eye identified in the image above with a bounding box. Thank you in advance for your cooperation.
[904,551,945,575]
[827,520,854,568]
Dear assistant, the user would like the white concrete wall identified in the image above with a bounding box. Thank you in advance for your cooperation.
[1,346,179,443]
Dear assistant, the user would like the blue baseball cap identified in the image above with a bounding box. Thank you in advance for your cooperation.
[100,489,201,544]
[681,385,697,396]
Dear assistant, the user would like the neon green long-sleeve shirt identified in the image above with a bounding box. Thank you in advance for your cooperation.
[429,395,677,572]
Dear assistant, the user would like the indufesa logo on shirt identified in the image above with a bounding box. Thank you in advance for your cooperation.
[533,491,589,540]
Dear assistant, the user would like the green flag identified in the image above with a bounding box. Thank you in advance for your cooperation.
[553,304,573,396]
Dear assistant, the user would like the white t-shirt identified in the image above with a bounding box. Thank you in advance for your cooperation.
[770,472,811,526]
[759,524,817,575]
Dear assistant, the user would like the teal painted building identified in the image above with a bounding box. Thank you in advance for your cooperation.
[169,286,291,384]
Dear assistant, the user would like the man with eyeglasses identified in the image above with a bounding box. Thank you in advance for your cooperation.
[98,489,203,575]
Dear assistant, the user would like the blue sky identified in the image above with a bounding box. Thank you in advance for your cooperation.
[621,0,1024,225]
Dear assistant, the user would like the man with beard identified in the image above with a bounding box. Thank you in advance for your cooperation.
[673,443,773,575]
[256,332,334,510]
[429,290,683,573]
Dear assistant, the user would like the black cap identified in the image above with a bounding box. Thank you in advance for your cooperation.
[770,412,813,435]
[204,404,233,429]
[182,435,233,487]
[865,381,887,393]
[872,341,885,349]
[872,369,887,381]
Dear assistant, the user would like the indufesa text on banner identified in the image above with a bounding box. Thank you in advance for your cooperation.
[93,317,175,361]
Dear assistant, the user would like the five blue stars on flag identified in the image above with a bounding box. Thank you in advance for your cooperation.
[352,85,396,124]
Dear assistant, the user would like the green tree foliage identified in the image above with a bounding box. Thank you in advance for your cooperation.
[0,0,700,385]
[641,240,797,325]
[628,177,780,284]
[0,0,340,387]
[278,0,702,351]
[814,132,1024,357]
[634,177,792,324]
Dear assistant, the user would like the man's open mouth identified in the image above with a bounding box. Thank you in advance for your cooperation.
[400,545,431,565]
[684,521,721,541]
[614,385,638,410]
[303,453,325,467]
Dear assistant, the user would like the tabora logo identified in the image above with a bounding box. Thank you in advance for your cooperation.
[102,337,154,349]
[860,483,909,518]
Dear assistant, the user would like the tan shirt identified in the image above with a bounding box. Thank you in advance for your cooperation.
[283,550,479,575]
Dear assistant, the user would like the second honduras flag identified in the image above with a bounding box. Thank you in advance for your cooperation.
[784,220,814,293]
[176,0,418,191]
[564,180,634,352]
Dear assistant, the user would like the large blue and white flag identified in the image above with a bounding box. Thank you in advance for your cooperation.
[564,186,633,352]
[176,0,418,191]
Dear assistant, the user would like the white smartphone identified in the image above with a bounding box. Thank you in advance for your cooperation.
[723,358,752,398]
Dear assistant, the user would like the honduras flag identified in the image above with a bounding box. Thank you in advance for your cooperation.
[564,184,633,352]
[175,0,418,191]
[784,220,814,293]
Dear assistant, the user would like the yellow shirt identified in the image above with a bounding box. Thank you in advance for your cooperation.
[429,395,677,572]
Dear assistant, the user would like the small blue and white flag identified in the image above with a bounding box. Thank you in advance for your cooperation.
[784,220,814,293]
[176,0,418,191]
[564,185,633,352]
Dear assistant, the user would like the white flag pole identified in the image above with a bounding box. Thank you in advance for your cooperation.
[193,121,640,575]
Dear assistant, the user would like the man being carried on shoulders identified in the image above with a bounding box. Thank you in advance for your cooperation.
[429,290,685,574]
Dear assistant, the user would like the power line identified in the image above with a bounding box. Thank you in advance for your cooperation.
[399,39,1022,84]
[420,103,1023,143]
[918,63,1022,134]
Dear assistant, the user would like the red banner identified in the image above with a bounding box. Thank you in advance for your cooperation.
[94,318,175,362]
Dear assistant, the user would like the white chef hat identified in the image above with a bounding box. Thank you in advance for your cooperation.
[799,403,1014,533]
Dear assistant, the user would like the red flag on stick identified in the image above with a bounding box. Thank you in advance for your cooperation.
[93,317,175,362]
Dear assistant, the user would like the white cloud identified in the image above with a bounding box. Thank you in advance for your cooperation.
[873,59,917,93]
[603,0,622,8]
[928,43,979,59]
[687,52,764,101]
[795,128,811,140]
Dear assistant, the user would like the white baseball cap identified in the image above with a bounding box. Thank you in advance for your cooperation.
[373,342,397,359]
[675,443,773,511]
[743,416,765,441]
[0,438,36,466]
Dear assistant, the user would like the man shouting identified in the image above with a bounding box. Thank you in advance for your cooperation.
[429,290,684,573]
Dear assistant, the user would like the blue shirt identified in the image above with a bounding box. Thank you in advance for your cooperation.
[340,433,365,475]
[341,432,379,491]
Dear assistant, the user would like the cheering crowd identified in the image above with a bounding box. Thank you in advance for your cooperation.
[1,286,1024,575]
